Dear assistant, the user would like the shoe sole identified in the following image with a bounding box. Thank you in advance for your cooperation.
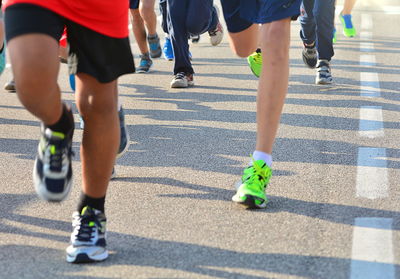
[232,194,267,209]
[66,251,108,264]
[117,122,130,159]
[33,158,73,202]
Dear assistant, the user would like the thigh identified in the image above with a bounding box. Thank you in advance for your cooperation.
[4,4,64,84]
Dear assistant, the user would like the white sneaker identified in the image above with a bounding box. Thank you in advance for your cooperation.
[170,72,194,88]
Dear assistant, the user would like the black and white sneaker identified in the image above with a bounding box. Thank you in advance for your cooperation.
[33,122,74,202]
[302,43,318,68]
[66,206,108,263]
[316,60,333,85]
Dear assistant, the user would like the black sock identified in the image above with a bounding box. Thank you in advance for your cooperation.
[47,104,74,135]
[77,193,106,213]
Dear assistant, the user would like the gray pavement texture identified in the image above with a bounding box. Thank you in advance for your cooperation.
[0,0,400,278]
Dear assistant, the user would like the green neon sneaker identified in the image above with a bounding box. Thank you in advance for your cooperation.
[339,13,356,38]
[232,159,272,209]
[247,50,262,78]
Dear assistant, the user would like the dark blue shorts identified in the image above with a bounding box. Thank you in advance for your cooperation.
[129,0,139,9]
[221,0,301,33]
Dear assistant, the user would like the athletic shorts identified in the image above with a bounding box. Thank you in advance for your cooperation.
[5,3,135,83]
[129,0,139,10]
[221,0,301,33]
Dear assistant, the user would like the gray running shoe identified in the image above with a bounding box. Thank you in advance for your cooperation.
[4,79,16,92]
[147,34,162,58]
[316,60,333,85]
[117,107,129,158]
[302,43,318,68]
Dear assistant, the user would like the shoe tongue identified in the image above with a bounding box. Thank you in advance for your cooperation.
[45,128,65,140]
[81,206,94,216]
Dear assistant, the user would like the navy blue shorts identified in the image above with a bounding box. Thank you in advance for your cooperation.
[221,0,301,33]
[129,0,139,9]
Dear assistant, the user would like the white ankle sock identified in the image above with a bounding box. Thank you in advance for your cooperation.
[251,150,272,167]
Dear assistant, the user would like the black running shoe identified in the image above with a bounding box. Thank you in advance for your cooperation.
[302,43,318,68]
[33,117,74,202]
[66,206,108,263]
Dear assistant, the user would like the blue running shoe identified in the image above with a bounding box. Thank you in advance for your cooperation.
[163,37,174,61]
[136,53,153,73]
[0,44,5,76]
[69,74,75,92]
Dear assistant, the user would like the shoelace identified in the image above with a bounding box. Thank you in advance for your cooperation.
[252,53,262,64]
[175,72,186,80]
[74,214,101,242]
[47,138,72,172]
[244,157,272,190]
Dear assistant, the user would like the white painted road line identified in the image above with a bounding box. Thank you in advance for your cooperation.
[359,106,384,138]
[350,218,395,279]
[361,14,373,30]
[360,72,381,98]
[356,147,388,199]
[359,54,376,67]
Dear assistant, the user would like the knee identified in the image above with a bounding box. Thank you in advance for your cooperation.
[139,4,155,20]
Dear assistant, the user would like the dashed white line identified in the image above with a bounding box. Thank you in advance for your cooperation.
[356,147,388,199]
[350,218,394,279]
[360,72,381,98]
[361,14,373,30]
[359,106,384,138]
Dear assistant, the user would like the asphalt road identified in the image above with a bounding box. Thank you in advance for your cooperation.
[0,0,399,278]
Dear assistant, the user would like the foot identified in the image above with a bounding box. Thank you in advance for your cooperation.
[170,72,194,88]
[208,6,223,46]
[191,34,200,44]
[147,34,162,58]
[232,159,272,209]
[163,37,174,61]
[247,50,262,78]
[339,13,356,37]
[315,60,333,85]
[66,206,108,263]
[33,110,74,202]
[117,106,130,158]
[302,42,318,68]
[4,79,16,92]
[136,53,153,73]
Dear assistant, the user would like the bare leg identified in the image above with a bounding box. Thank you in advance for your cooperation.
[342,0,357,14]
[139,0,157,36]
[8,34,62,125]
[226,24,259,57]
[256,18,291,153]
[75,74,119,198]
[130,9,149,54]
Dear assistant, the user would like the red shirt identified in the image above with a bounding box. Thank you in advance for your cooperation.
[4,0,129,38]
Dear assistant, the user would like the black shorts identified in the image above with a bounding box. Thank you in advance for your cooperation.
[4,4,135,83]
[129,0,139,10]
